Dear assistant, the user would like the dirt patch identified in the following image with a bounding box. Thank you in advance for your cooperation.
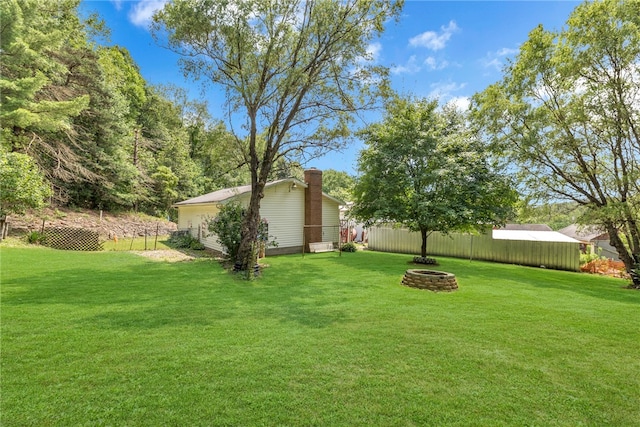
[6,207,177,239]
[131,250,196,262]
[131,247,221,263]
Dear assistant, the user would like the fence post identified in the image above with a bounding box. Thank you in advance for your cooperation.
[154,223,159,250]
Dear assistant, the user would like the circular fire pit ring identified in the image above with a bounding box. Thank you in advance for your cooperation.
[401,269,458,292]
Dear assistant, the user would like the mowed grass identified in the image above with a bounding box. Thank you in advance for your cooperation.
[1,247,639,426]
[101,235,172,251]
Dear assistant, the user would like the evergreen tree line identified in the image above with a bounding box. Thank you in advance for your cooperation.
[0,0,261,218]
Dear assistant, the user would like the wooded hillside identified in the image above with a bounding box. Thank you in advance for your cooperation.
[0,0,283,217]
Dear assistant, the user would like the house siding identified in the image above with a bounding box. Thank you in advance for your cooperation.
[177,181,308,255]
[593,239,620,260]
[322,197,341,243]
[260,182,305,251]
[176,179,340,256]
[177,204,223,252]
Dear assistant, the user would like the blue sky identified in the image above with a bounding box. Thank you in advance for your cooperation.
[80,0,581,174]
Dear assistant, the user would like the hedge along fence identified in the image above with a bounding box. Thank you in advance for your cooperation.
[42,227,103,251]
[368,226,581,272]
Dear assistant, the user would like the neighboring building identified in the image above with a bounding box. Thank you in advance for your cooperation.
[339,202,367,244]
[173,168,342,255]
[493,223,580,242]
[500,223,553,231]
[558,224,619,260]
[492,229,580,243]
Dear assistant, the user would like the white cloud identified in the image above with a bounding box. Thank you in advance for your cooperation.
[391,55,421,75]
[409,21,459,51]
[448,96,471,112]
[482,47,519,71]
[391,55,451,75]
[366,42,382,62]
[424,56,449,71]
[483,58,502,71]
[497,47,519,57]
[428,81,467,100]
[111,0,124,11]
[128,0,169,28]
[354,42,382,77]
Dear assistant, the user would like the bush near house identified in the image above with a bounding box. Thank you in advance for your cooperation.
[341,241,357,252]
[207,202,276,260]
[168,230,205,250]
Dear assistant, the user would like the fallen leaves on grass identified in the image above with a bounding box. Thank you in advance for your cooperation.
[580,259,629,279]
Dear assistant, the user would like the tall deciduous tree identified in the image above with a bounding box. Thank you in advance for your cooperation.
[471,0,640,287]
[322,169,355,203]
[153,0,403,272]
[352,97,517,257]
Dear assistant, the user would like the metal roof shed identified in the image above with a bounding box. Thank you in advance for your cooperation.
[492,229,581,243]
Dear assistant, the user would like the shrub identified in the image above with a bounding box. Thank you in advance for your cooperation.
[189,239,205,250]
[580,251,603,266]
[207,202,244,259]
[341,242,357,252]
[168,231,203,250]
[207,202,276,260]
[26,231,46,245]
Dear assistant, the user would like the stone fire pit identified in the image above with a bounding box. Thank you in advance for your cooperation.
[401,269,458,292]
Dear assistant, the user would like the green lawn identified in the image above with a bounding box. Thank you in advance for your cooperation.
[102,235,173,251]
[2,247,639,426]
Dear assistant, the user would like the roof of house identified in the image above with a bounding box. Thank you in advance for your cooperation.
[173,177,343,207]
[558,224,608,242]
[492,229,581,243]
[499,223,553,231]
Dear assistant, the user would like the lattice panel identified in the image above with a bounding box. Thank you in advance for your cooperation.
[43,227,103,251]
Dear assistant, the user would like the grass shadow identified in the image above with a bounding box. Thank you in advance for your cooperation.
[3,248,353,330]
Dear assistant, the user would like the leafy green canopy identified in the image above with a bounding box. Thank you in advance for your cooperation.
[0,0,89,136]
[322,169,355,203]
[153,0,403,271]
[0,152,51,219]
[0,0,235,215]
[471,0,640,286]
[352,97,516,257]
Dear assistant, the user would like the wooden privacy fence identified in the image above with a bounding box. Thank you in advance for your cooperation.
[368,227,581,272]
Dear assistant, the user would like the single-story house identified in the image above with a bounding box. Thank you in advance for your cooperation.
[558,224,619,260]
[173,168,343,255]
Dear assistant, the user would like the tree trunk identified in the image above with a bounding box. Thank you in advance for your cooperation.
[235,179,265,273]
[0,215,6,242]
[605,222,640,289]
[420,228,428,258]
